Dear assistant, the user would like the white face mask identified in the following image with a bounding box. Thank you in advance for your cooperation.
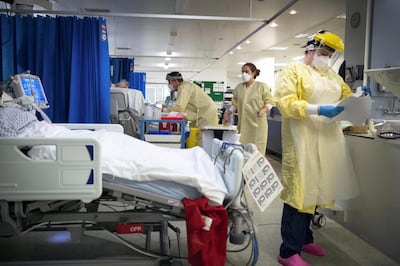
[312,54,330,72]
[242,72,251,82]
[168,84,174,91]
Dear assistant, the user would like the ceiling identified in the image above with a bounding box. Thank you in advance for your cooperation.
[9,0,347,84]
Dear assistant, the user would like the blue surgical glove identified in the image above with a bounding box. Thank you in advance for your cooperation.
[362,86,372,96]
[318,105,344,118]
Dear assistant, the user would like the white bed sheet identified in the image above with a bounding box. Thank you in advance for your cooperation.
[19,121,228,204]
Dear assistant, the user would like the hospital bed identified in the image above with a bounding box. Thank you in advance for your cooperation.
[0,72,256,265]
[110,87,144,138]
[0,123,254,265]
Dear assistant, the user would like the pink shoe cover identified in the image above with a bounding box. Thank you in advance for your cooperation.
[277,254,310,266]
[302,243,326,256]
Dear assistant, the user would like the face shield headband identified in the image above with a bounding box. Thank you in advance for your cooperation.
[166,72,183,81]
[307,43,342,70]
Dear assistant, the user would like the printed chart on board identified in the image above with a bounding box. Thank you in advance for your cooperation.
[242,151,282,212]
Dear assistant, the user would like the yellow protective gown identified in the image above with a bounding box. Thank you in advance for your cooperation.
[232,81,273,153]
[274,62,359,214]
[171,81,218,128]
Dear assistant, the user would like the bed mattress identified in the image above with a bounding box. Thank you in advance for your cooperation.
[103,174,202,201]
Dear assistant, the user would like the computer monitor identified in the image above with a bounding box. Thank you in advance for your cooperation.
[12,73,49,109]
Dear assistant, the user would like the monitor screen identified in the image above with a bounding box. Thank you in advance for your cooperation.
[12,74,49,108]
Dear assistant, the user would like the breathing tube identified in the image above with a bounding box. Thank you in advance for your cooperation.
[13,94,51,123]
[32,102,52,123]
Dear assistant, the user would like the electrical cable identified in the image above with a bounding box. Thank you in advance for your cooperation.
[214,142,261,265]
[106,230,164,259]
[20,220,96,235]
[242,186,259,266]
[226,213,252,253]
[32,102,51,123]
[107,229,190,261]
[225,188,259,265]
[213,142,247,209]
[224,178,244,209]
[250,232,259,266]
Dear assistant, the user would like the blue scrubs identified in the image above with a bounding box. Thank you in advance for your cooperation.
[279,203,314,258]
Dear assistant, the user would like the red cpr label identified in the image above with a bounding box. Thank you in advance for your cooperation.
[116,223,145,234]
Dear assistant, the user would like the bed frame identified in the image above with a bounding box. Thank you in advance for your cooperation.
[0,123,250,265]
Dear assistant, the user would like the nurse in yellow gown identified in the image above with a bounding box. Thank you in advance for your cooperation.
[166,72,218,129]
[274,31,359,266]
[223,62,274,154]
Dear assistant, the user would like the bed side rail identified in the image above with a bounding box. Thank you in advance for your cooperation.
[55,123,124,133]
[0,137,102,203]
[211,138,244,207]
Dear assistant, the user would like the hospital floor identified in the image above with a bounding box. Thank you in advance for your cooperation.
[164,153,400,266]
[0,154,399,266]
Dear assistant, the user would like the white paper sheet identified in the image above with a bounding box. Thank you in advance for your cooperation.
[241,151,282,212]
[330,95,372,125]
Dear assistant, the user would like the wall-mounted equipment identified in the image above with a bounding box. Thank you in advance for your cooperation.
[365,67,400,97]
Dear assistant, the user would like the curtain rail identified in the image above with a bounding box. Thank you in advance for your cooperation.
[0,9,266,22]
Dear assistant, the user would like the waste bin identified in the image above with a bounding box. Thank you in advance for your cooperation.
[186,127,201,148]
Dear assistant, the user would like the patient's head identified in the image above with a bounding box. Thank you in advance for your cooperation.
[116,79,129,88]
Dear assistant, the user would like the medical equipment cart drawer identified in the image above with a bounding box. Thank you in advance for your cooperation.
[139,119,186,148]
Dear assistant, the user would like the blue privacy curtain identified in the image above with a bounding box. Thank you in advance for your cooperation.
[0,14,110,123]
[110,57,134,85]
[129,72,146,98]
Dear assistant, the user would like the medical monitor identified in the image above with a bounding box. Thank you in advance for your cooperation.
[12,74,49,108]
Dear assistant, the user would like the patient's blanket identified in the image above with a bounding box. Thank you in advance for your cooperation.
[19,121,228,204]
[182,197,228,266]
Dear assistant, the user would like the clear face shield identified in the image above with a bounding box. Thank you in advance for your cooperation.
[168,82,175,91]
[166,72,182,91]
[313,44,342,72]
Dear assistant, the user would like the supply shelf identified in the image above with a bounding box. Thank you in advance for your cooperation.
[139,119,186,148]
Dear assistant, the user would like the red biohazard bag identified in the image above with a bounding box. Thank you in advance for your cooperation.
[182,196,228,266]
